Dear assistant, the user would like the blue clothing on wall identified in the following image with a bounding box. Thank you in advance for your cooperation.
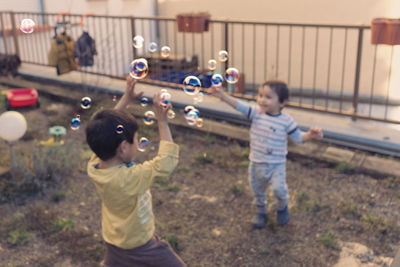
[74,31,97,67]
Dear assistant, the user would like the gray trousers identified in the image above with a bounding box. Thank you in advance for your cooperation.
[248,161,288,212]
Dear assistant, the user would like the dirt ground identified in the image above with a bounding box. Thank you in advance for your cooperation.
[0,85,399,267]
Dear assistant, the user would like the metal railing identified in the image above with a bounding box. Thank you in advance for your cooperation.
[1,11,399,124]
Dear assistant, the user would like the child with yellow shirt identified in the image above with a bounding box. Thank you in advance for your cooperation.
[86,77,185,266]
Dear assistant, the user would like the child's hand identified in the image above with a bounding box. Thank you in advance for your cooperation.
[307,127,323,140]
[124,75,143,102]
[207,84,223,97]
[153,92,171,122]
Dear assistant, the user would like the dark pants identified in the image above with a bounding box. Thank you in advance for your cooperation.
[104,235,186,267]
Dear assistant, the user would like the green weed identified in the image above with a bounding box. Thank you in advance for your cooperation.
[335,161,353,174]
[168,184,181,193]
[318,232,338,249]
[162,234,179,252]
[52,218,75,232]
[51,191,66,203]
[7,228,30,246]
[230,185,244,197]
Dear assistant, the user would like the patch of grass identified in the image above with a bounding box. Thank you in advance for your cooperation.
[204,133,217,145]
[230,185,244,197]
[338,201,361,219]
[192,152,214,165]
[168,184,181,193]
[360,213,397,236]
[318,232,338,249]
[51,191,66,203]
[7,228,30,246]
[162,234,180,252]
[155,176,168,186]
[176,166,189,173]
[239,160,249,168]
[296,191,310,204]
[52,218,75,232]
[335,161,353,174]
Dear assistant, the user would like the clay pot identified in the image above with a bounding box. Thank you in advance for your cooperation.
[371,18,400,45]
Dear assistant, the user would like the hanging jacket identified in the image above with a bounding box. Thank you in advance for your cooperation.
[48,33,78,75]
[74,31,97,67]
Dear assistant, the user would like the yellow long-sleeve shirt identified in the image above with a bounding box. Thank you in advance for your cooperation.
[87,140,179,249]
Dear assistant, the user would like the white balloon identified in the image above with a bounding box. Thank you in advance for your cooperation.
[0,111,27,142]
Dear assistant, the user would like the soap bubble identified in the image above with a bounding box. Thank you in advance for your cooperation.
[132,35,144,49]
[183,76,201,96]
[20,18,35,34]
[185,109,199,126]
[112,95,117,102]
[218,50,228,62]
[138,137,149,152]
[149,42,158,53]
[225,67,239,84]
[196,118,204,128]
[160,89,171,106]
[184,105,196,114]
[211,74,224,87]
[116,125,124,134]
[144,110,155,125]
[208,59,217,70]
[167,109,176,119]
[161,46,171,58]
[140,97,149,107]
[129,58,148,80]
[80,97,92,109]
[70,116,81,130]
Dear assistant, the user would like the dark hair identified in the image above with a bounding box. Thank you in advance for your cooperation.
[86,109,138,161]
[260,80,289,103]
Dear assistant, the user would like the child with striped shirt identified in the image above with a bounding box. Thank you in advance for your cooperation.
[212,80,323,229]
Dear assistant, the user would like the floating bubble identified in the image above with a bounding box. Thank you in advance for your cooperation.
[80,97,92,109]
[208,59,217,70]
[211,74,224,87]
[193,92,204,104]
[167,109,175,119]
[185,109,199,126]
[129,58,148,80]
[143,110,155,125]
[138,137,149,152]
[183,76,201,96]
[140,97,149,107]
[149,42,158,53]
[160,89,171,106]
[20,18,35,34]
[116,125,124,134]
[196,118,204,128]
[161,46,171,58]
[225,67,240,84]
[112,95,117,102]
[184,105,196,114]
[70,116,81,130]
[132,35,144,49]
[218,50,228,62]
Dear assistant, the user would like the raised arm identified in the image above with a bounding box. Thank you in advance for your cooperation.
[114,76,144,111]
[153,92,173,143]
[209,84,239,109]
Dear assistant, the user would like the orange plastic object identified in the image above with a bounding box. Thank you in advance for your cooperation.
[371,18,400,45]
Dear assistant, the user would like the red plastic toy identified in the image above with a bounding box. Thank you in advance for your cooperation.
[5,88,40,110]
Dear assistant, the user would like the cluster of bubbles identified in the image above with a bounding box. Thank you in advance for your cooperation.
[20,18,35,34]
[132,35,171,58]
[184,105,203,128]
[81,96,92,109]
[70,115,81,131]
[129,58,149,80]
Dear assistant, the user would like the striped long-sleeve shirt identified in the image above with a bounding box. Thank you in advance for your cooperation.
[237,101,304,163]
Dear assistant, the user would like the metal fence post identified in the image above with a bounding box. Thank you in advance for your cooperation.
[9,11,20,57]
[352,28,363,121]
[0,12,9,54]
[130,17,136,59]
[224,22,229,70]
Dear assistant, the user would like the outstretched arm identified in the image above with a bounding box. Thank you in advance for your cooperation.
[153,92,173,143]
[302,127,323,142]
[209,84,239,109]
[114,76,144,111]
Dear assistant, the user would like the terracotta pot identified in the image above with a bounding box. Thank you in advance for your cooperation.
[176,14,193,32]
[371,18,400,45]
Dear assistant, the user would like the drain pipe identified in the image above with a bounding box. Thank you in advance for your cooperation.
[38,0,46,24]
[153,0,160,43]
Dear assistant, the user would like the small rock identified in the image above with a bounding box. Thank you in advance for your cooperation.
[212,228,221,237]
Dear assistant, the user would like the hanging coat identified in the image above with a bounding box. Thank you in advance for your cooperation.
[48,33,78,75]
[74,31,97,67]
